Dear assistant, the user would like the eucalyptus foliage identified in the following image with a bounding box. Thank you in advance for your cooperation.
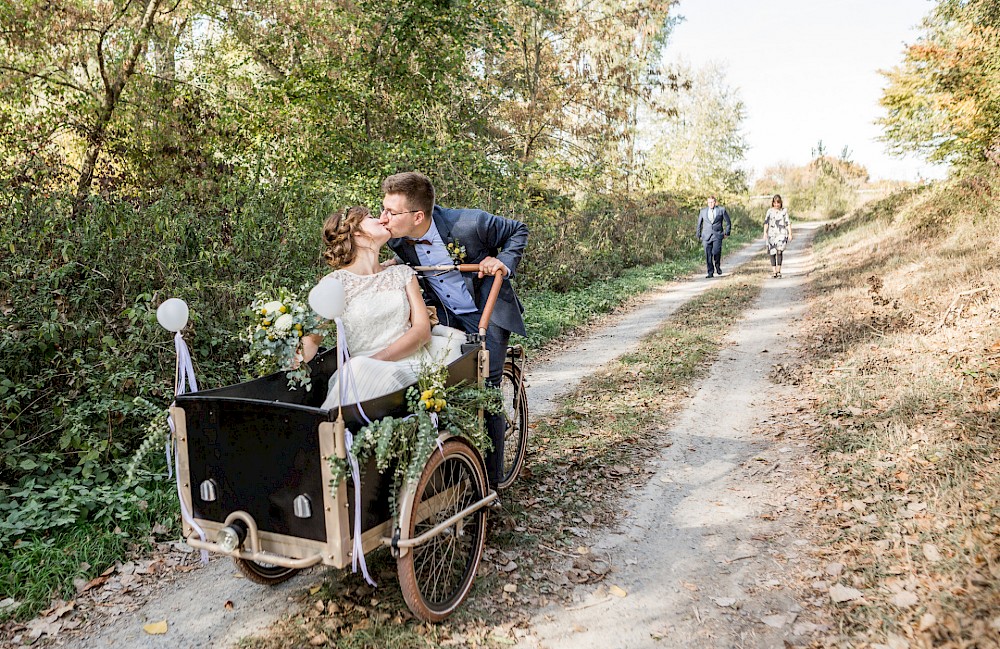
[328,365,500,520]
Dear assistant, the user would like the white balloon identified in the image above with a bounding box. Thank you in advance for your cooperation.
[156,298,189,332]
[308,276,345,320]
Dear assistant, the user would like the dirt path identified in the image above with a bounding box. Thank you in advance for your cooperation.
[528,238,762,418]
[525,224,823,648]
[40,235,773,649]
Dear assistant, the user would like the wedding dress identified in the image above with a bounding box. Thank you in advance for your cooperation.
[320,265,466,409]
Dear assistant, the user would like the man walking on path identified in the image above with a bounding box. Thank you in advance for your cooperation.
[696,195,731,278]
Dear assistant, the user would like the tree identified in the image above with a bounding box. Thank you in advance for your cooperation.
[878,0,1000,167]
[483,0,679,194]
[0,0,172,213]
[754,154,870,218]
[645,61,748,196]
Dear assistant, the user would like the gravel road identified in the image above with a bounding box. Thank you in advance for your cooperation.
[527,223,822,648]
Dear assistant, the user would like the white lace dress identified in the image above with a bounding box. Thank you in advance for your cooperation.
[320,265,465,409]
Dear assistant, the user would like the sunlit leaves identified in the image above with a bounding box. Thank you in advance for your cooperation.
[878,0,1000,167]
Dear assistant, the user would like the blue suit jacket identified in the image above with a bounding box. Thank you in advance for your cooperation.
[388,205,529,336]
[696,206,731,243]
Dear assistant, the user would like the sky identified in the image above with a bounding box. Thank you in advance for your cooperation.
[662,0,947,182]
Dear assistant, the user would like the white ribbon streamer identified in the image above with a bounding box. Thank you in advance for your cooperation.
[334,318,376,587]
[166,331,208,563]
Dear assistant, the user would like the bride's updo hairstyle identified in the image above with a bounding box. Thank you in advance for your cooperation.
[322,206,371,269]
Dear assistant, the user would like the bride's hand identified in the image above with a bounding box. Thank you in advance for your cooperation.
[299,334,321,365]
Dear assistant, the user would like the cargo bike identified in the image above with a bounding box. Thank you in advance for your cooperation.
[168,265,528,621]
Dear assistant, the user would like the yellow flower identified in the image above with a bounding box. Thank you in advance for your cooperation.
[279,305,288,314]
[421,389,436,401]
[262,320,271,326]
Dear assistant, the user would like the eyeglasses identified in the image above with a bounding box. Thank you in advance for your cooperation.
[380,207,419,218]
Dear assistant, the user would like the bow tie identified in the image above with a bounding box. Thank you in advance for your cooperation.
[405,238,432,246]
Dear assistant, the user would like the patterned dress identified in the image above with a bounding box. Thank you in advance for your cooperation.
[765,208,790,255]
[320,265,464,409]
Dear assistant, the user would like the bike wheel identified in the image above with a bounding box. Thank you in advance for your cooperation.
[497,362,529,489]
[397,438,488,622]
[233,557,300,586]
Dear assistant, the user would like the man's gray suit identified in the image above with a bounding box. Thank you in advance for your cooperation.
[696,205,731,277]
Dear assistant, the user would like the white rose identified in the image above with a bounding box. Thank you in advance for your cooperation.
[274,313,294,332]
[262,300,284,314]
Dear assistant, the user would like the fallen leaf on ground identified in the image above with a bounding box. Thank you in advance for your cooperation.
[143,620,168,635]
[711,597,737,608]
[922,543,941,562]
[761,614,790,628]
[309,633,330,646]
[503,584,517,593]
[918,613,936,631]
[27,619,63,640]
[47,601,75,618]
[891,591,918,608]
[829,584,863,603]
[309,584,322,595]
[609,585,627,598]
[76,575,109,594]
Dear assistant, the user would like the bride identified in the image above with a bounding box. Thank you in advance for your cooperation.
[301,206,464,409]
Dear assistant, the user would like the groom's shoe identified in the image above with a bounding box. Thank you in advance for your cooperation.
[705,273,714,279]
[715,267,724,276]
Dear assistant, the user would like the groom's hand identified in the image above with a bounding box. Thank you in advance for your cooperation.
[478,256,508,278]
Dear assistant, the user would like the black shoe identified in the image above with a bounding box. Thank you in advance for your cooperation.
[706,274,714,278]
[715,270,724,276]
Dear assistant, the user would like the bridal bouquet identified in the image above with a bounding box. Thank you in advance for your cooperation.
[245,287,327,390]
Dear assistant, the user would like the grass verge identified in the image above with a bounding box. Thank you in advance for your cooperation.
[240,264,766,648]
[516,229,755,351]
[0,480,181,621]
[801,176,1000,647]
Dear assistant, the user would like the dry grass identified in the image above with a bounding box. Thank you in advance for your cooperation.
[802,172,1000,648]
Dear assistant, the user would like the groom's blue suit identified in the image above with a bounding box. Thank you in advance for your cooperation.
[388,205,528,487]
[387,205,528,337]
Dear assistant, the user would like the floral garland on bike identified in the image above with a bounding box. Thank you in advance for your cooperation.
[327,362,502,520]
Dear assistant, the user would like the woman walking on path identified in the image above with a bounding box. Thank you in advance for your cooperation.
[764,194,791,277]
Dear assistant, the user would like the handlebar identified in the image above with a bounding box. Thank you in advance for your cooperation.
[412,264,504,336]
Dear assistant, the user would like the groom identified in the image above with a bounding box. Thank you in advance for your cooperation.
[696,195,731,278]
[379,171,529,489]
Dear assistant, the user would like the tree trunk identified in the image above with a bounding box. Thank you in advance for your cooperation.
[72,0,164,216]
